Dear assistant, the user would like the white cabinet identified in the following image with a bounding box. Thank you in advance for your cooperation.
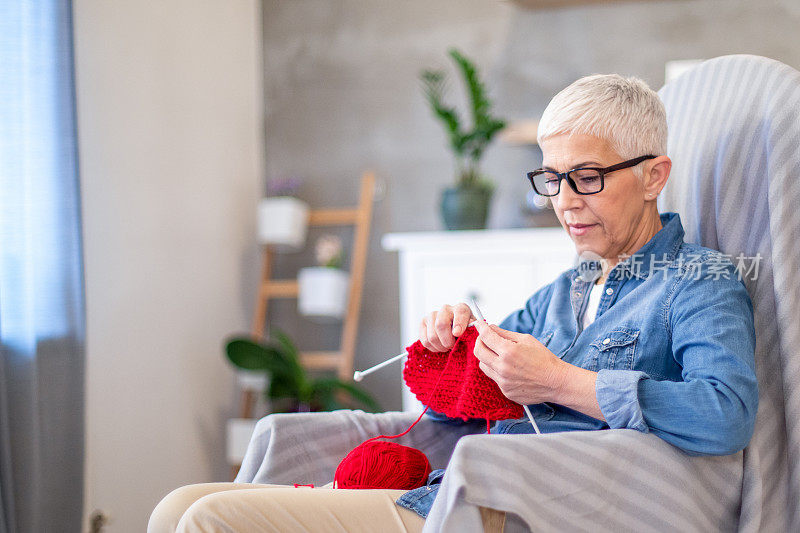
[382,227,575,410]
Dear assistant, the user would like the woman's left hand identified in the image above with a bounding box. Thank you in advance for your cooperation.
[473,320,566,405]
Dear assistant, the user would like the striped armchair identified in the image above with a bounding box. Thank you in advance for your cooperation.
[236,55,800,532]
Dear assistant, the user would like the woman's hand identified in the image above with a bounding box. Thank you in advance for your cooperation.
[473,321,606,420]
[419,303,476,352]
[472,320,565,404]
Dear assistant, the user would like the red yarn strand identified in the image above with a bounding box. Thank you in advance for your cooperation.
[334,330,466,490]
[333,326,516,491]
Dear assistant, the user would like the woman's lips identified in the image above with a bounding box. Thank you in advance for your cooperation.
[568,223,596,236]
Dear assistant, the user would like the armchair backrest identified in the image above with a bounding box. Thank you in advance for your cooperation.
[659,55,800,532]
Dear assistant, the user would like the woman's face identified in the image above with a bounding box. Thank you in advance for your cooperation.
[539,133,663,263]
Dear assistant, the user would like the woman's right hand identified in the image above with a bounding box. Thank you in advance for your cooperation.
[419,303,476,352]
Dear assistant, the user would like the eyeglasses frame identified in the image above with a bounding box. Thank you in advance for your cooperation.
[527,155,657,197]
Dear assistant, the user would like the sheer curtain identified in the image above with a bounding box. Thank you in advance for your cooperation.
[0,1,85,531]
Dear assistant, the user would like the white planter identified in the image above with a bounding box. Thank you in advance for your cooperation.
[235,369,269,392]
[257,196,309,251]
[226,418,259,465]
[298,266,349,321]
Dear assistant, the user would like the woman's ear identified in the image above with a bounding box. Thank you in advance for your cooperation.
[644,156,671,200]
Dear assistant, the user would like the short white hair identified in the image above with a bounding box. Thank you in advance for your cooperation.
[537,74,667,175]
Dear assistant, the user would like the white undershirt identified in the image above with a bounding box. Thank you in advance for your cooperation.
[582,280,605,328]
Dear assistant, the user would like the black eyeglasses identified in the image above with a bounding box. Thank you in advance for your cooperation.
[527,155,656,197]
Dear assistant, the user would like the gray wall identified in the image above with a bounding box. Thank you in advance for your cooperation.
[261,0,800,410]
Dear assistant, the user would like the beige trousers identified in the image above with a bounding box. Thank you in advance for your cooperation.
[148,482,426,533]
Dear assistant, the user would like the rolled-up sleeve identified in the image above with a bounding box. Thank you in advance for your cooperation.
[596,369,649,432]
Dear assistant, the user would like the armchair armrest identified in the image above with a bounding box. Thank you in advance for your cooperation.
[236,409,484,485]
[425,429,743,533]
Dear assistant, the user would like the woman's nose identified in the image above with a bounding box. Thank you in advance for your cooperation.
[555,179,584,211]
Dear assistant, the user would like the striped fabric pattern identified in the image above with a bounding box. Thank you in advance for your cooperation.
[430,431,742,532]
[658,54,800,532]
[236,410,484,486]
[236,55,800,532]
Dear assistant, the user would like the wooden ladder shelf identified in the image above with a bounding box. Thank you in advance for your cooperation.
[239,171,376,419]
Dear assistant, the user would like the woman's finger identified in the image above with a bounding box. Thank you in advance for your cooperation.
[419,319,435,351]
[473,335,499,367]
[474,320,513,354]
[433,305,456,350]
[489,324,524,341]
[479,360,501,383]
[424,312,447,352]
[452,303,475,336]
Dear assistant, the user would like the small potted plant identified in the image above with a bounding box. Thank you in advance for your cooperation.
[224,330,380,465]
[257,177,309,251]
[298,235,349,321]
[225,330,379,413]
[420,49,506,230]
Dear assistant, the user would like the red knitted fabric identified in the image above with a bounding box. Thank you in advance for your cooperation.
[403,325,523,421]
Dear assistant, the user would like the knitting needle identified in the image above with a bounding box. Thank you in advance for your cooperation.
[469,297,486,322]
[353,352,406,382]
[354,303,482,381]
[522,405,541,435]
[471,298,542,435]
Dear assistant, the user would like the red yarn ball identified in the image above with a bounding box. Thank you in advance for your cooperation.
[334,440,432,490]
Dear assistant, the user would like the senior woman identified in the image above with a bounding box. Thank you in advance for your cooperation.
[402,73,758,518]
[149,74,758,532]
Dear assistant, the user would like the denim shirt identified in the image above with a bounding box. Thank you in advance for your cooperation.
[396,212,759,518]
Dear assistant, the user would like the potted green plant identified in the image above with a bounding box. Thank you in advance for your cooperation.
[420,48,507,230]
[225,330,379,413]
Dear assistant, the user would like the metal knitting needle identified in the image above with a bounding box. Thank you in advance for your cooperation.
[469,297,486,322]
[353,309,478,382]
[471,298,541,435]
[354,316,480,382]
[522,405,541,435]
[353,352,406,382]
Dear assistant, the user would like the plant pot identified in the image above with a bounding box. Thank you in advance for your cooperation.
[257,196,309,251]
[297,266,349,322]
[226,418,259,465]
[440,186,493,230]
[235,369,269,392]
[280,400,318,413]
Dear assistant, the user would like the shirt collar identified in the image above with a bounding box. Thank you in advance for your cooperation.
[570,212,685,282]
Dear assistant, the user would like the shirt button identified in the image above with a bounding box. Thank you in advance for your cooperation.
[575,292,582,297]
[606,288,613,295]
[602,338,611,345]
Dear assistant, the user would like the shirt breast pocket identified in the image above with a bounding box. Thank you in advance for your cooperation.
[586,328,639,371]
